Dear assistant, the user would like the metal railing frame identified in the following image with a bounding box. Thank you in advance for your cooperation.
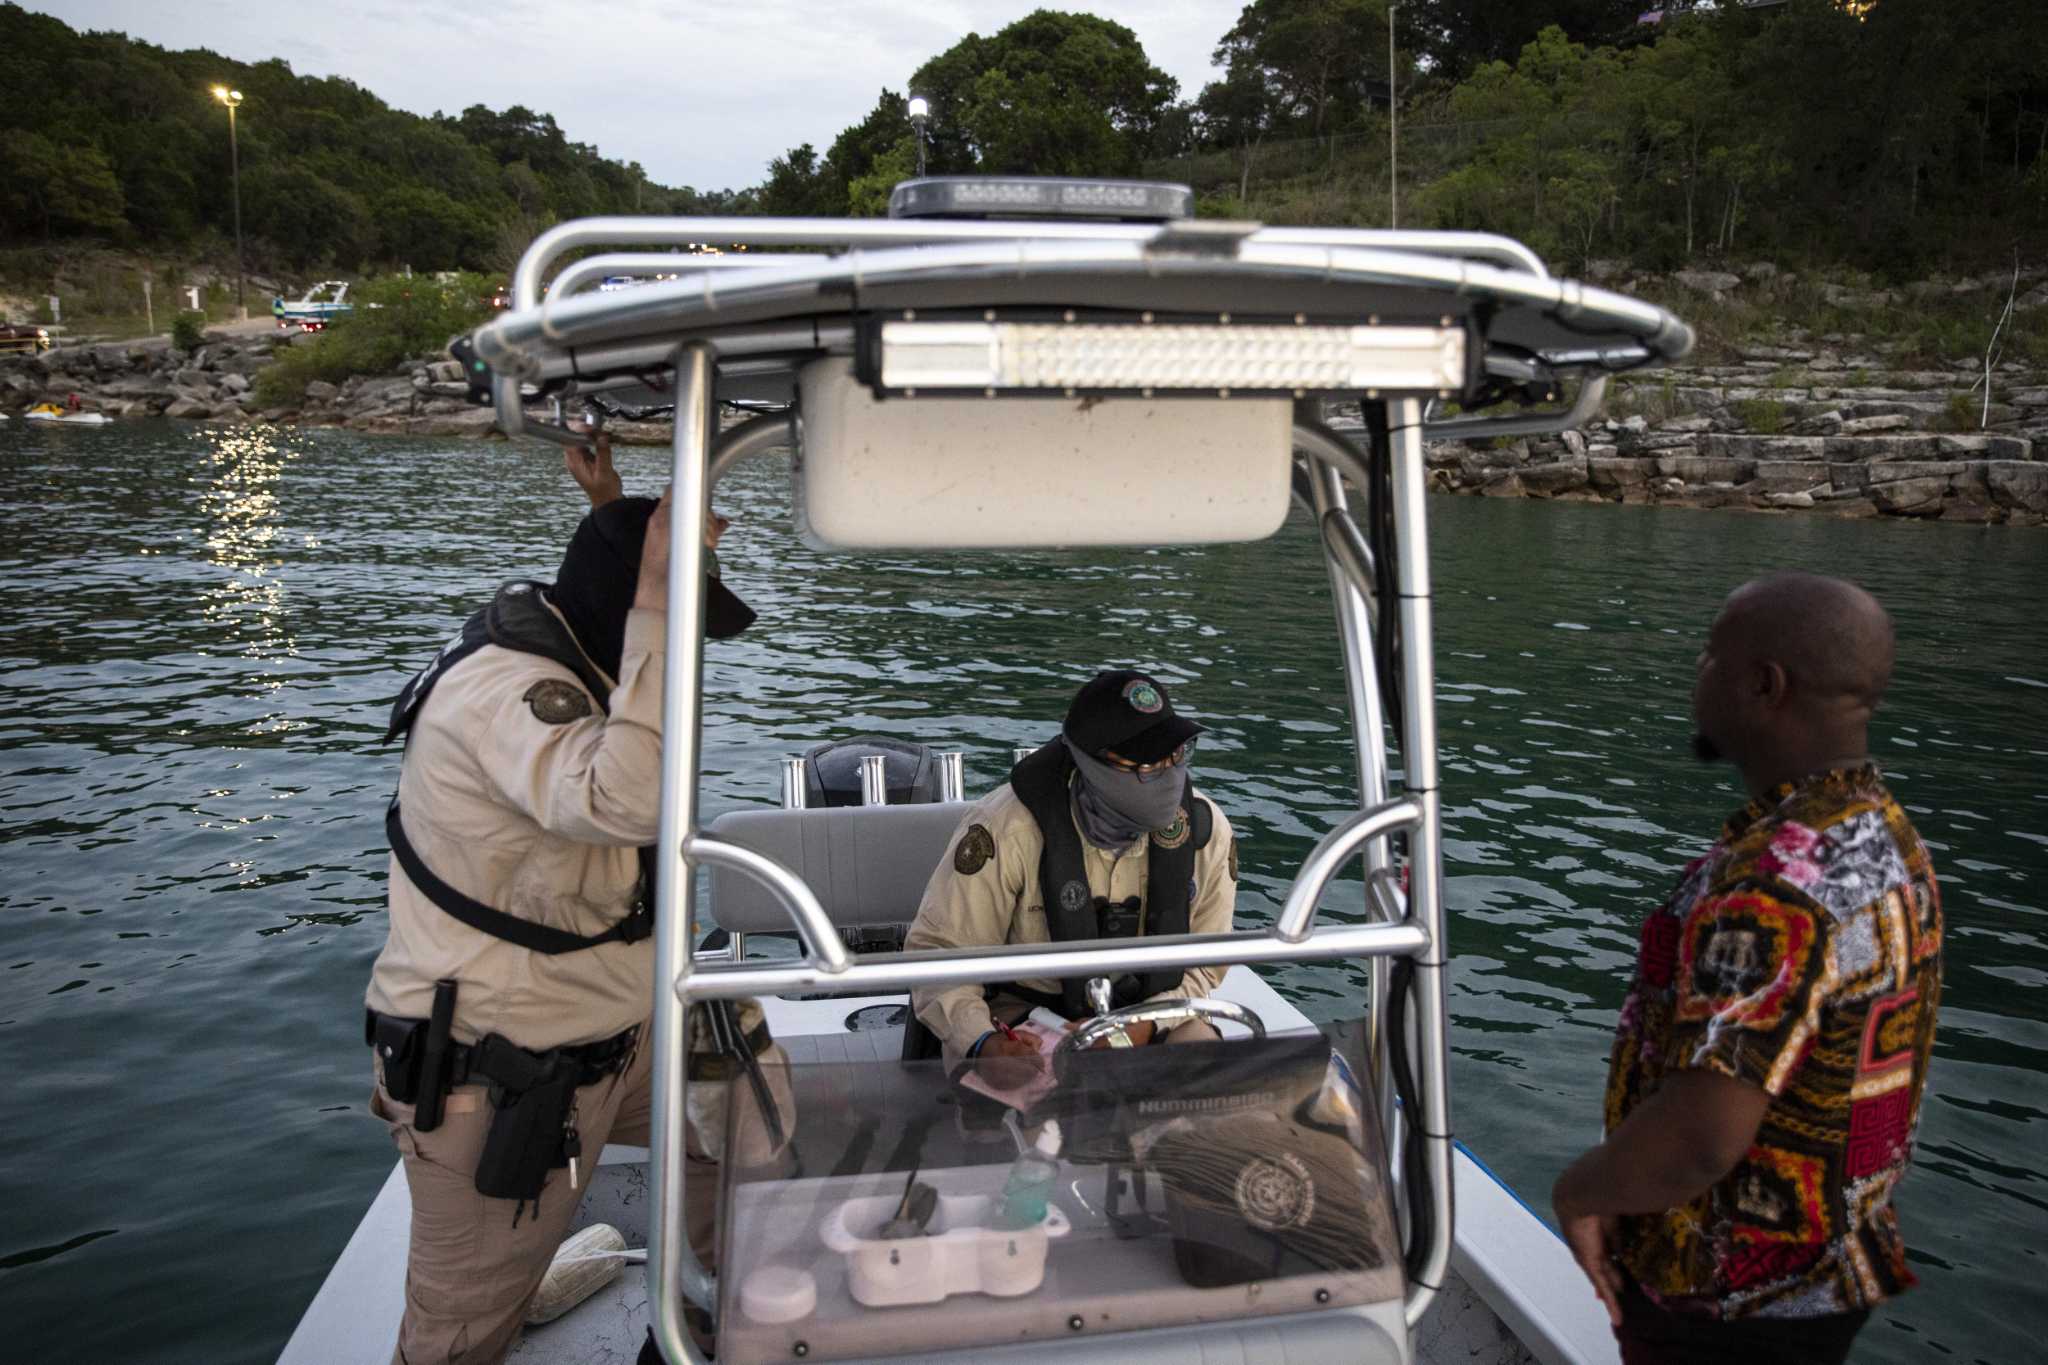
[640,377,1455,1359]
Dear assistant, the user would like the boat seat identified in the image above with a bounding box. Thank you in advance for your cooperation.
[704,802,969,936]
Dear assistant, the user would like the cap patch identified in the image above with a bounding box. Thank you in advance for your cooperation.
[524,678,592,725]
[1123,679,1164,714]
[1235,1151,1316,1232]
[953,824,995,876]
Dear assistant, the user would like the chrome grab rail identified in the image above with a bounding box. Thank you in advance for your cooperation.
[682,835,849,975]
[1272,798,1424,943]
[546,251,820,303]
[674,921,1431,1002]
[708,413,794,488]
[1057,996,1268,1053]
[513,216,1552,308]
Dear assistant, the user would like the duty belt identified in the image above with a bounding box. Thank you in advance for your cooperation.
[365,1010,772,1086]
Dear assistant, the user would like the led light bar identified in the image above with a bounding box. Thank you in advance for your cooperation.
[888,176,1194,222]
[874,320,1469,396]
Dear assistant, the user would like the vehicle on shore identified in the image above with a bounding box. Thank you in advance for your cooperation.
[1,319,53,354]
[287,175,1692,1365]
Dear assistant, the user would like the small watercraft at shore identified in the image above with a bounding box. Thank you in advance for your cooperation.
[273,280,353,332]
[23,403,111,425]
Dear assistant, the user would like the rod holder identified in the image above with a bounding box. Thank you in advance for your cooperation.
[779,757,807,810]
[935,751,965,803]
[859,754,888,806]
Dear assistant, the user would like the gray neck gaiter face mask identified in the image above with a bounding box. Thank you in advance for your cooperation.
[1064,737,1187,850]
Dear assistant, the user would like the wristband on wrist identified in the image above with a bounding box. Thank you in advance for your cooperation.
[968,1030,994,1057]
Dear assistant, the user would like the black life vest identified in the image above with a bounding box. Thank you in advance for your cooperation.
[383,581,653,955]
[1004,739,1212,1017]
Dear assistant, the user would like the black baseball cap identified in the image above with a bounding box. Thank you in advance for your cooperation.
[1063,670,1204,765]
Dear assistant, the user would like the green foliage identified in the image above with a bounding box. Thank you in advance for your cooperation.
[171,309,206,351]
[252,272,492,407]
[1935,392,1981,433]
[0,4,704,271]
[764,10,1181,214]
[1732,397,1788,434]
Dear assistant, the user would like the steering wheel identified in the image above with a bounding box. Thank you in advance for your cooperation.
[1054,976,1267,1054]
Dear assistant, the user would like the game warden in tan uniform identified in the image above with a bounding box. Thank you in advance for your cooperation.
[364,480,783,1365]
[905,670,1240,1076]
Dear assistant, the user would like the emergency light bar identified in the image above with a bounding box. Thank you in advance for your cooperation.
[869,319,1471,398]
[889,176,1193,222]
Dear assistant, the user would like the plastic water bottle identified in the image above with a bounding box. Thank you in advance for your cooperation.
[996,1118,1062,1230]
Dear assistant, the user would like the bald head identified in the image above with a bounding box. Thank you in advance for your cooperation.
[1691,572,1895,795]
[1721,572,1895,713]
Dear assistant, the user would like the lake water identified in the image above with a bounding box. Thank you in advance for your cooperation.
[1,421,2042,1363]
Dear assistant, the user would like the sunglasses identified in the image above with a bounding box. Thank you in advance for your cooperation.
[1098,740,1193,781]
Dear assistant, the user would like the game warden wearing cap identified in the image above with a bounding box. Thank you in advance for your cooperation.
[364,474,783,1365]
[904,670,1241,1072]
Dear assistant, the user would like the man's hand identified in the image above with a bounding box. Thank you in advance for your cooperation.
[1554,1201,1625,1328]
[975,1031,1046,1089]
[706,510,731,551]
[633,489,672,612]
[1089,1018,1155,1049]
[565,426,622,508]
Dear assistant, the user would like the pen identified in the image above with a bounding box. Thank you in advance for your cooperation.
[993,1016,1022,1043]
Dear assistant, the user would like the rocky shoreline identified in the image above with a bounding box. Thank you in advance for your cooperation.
[5,318,2044,525]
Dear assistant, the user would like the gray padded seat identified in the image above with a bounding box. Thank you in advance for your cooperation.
[704,803,970,935]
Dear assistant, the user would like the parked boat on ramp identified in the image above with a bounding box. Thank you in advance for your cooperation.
[285,175,1693,1365]
[273,279,353,332]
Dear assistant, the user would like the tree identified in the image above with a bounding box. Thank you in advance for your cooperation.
[0,131,127,239]
[1214,0,1389,144]
[1402,0,1652,80]
[1195,65,1280,201]
[907,11,1180,175]
[759,143,843,216]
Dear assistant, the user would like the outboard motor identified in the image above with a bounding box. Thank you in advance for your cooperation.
[802,737,943,807]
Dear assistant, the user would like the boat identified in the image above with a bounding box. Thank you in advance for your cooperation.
[23,402,112,425]
[285,175,1692,1365]
[272,279,353,332]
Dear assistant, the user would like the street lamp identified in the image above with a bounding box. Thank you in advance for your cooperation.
[212,85,246,320]
[907,95,929,178]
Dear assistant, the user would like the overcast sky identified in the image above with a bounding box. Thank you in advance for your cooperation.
[40,1,1246,190]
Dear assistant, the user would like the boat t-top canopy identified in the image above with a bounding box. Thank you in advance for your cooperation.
[459,179,1693,1365]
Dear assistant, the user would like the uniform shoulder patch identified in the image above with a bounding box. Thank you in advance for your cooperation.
[953,823,996,875]
[524,678,593,725]
[1152,808,1191,850]
[1228,835,1239,882]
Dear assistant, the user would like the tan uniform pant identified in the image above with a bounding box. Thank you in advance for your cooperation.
[370,1030,791,1365]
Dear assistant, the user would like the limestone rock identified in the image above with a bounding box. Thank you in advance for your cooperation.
[1589,457,1654,494]
[304,380,340,403]
[1763,491,1815,509]
[163,397,211,419]
[1520,457,1590,496]
[1867,476,1948,514]
[1987,461,2048,513]
[1657,454,1757,484]
[1838,414,1912,435]
[1675,269,1742,296]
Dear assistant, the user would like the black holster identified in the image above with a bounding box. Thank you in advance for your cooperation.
[472,1035,579,1204]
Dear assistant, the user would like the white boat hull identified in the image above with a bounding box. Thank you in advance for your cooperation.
[283,969,1616,1365]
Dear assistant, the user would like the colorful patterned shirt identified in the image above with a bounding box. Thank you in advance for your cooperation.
[1603,764,1943,1320]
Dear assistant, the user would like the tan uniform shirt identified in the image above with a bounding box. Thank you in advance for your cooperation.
[365,603,667,1050]
[905,782,1238,1056]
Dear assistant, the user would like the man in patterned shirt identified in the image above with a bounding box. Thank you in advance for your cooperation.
[1552,572,1942,1365]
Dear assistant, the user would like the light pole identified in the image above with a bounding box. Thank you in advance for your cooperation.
[1387,4,1399,229]
[908,96,929,178]
[212,85,246,320]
